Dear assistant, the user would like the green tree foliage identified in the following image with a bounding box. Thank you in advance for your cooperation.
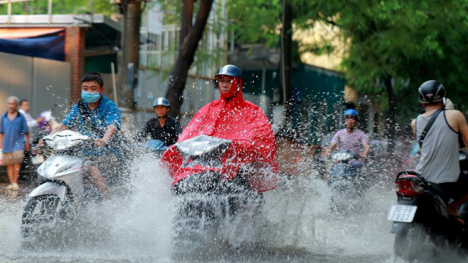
[0,0,118,16]
[229,0,282,47]
[229,0,468,124]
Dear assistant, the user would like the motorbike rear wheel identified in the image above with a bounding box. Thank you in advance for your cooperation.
[394,222,435,262]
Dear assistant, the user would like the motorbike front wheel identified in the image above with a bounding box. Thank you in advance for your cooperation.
[21,195,61,242]
[394,222,435,262]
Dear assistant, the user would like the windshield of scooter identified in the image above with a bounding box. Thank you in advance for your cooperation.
[44,130,91,151]
[176,135,231,168]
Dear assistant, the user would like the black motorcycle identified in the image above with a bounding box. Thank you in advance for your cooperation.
[388,150,468,262]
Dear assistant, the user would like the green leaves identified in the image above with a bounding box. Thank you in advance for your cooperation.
[228,0,468,121]
[0,0,118,16]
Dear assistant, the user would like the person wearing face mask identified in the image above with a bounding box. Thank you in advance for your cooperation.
[50,72,122,198]
[162,64,279,193]
[136,97,182,149]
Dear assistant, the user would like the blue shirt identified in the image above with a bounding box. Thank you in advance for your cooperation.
[0,111,29,153]
[62,95,121,156]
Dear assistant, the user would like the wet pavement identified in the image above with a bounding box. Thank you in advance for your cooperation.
[0,158,401,263]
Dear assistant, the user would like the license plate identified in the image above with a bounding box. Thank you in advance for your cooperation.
[387,205,417,223]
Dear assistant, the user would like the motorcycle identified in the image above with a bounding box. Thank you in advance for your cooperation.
[328,150,367,212]
[21,130,120,246]
[388,150,468,262]
[163,135,266,244]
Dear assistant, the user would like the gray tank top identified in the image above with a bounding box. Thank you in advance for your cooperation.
[415,111,460,183]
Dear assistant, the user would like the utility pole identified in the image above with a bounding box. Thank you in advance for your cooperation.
[118,0,141,113]
[281,0,293,127]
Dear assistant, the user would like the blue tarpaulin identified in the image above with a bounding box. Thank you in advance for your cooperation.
[0,35,65,61]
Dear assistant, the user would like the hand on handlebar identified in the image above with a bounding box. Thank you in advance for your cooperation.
[94,138,107,148]
[38,139,44,148]
[321,149,331,158]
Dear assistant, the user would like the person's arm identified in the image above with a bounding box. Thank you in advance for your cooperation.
[361,141,370,158]
[322,132,339,157]
[360,133,370,158]
[25,134,30,151]
[56,104,81,135]
[25,113,38,128]
[0,134,3,149]
[456,111,468,148]
[444,111,468,216]
[39,107,76,146]
[411,119,416,135]
[21,116,30,151]
[322,142,337,157]
[50,123,69,135]
[94,101,121,147]
[95,124,117,147]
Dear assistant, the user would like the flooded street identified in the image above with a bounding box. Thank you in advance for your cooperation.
[0,155,399,263]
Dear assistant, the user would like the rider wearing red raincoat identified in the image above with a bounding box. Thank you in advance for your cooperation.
[162,64,279,193]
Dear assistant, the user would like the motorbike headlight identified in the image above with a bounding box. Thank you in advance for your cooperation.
[332,152,352,161]
[176,135,231,157]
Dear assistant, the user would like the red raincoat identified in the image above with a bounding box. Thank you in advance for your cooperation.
[161,88,279,193]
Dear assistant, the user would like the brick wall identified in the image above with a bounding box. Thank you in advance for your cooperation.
[65,27,86,104]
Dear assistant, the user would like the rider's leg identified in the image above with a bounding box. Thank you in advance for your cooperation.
[88,165,109,199]
[444,173,468,218]
[448,193,468,216]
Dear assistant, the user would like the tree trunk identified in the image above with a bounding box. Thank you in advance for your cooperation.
[385,74,397,154]
[119,0,141,111]
[281,0,293,127]
[165,0,214,118]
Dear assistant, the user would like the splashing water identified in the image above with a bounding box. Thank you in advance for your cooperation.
[0,150,401,262]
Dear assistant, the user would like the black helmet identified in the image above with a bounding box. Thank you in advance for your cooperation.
[418,80,446,104]
[214,64,242,79]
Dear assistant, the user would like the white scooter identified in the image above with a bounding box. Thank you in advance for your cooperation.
[21,130,98,244]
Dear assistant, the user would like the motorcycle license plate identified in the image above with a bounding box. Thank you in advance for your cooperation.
[387,205,417,223]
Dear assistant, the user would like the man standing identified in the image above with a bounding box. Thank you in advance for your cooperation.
[19,99,44,178]
[0,96,29,190]
[137,97,181,147]
[19,99,44,140]
[412,80,468,218]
